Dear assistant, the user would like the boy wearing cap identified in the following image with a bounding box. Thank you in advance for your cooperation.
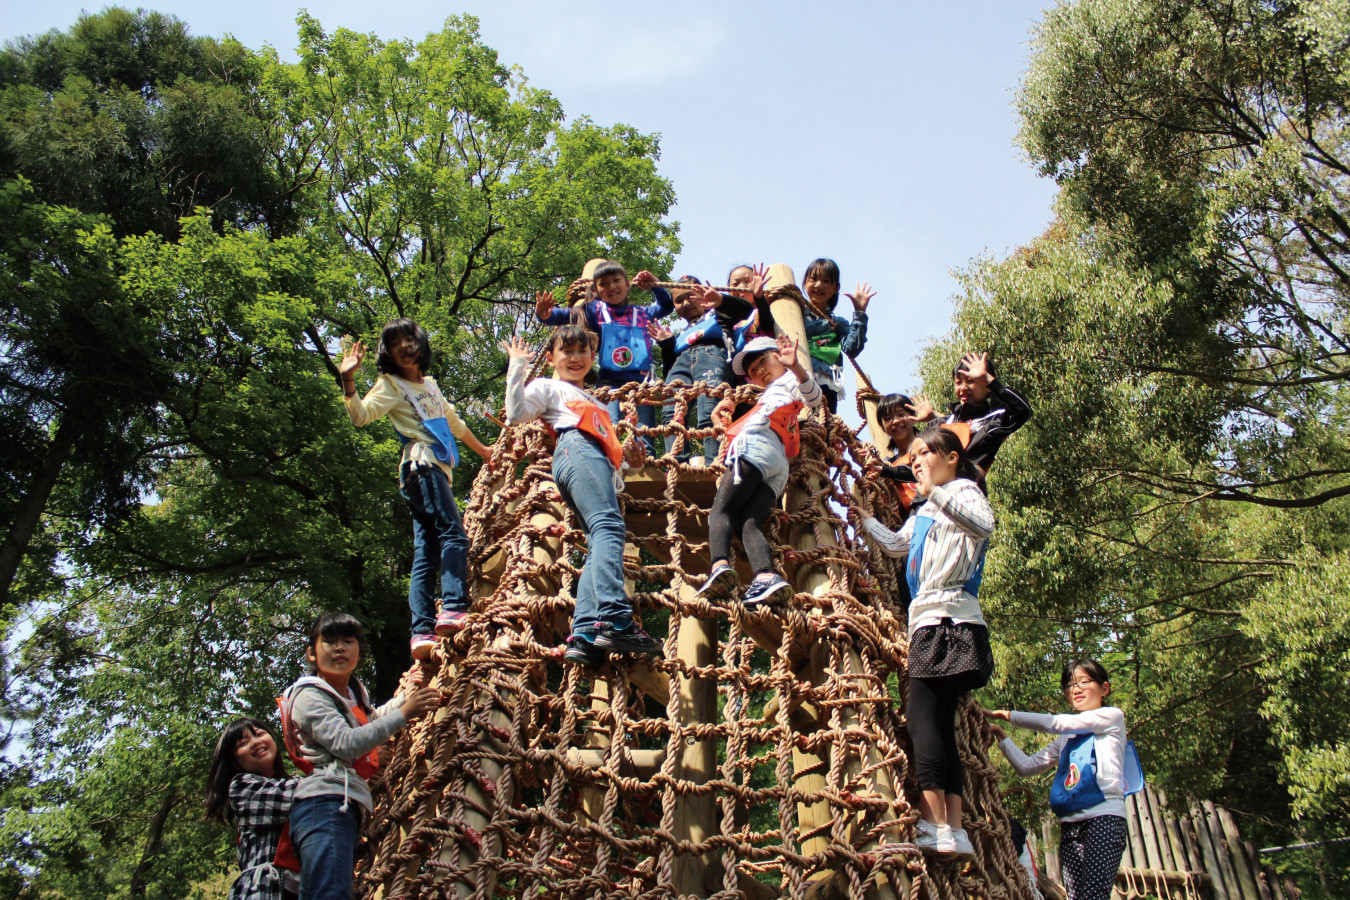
[699,333,822,608]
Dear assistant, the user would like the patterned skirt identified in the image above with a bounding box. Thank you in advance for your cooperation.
[907,620,994,691]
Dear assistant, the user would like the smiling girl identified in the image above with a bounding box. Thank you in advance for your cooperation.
[984,660,1130,900]
[205,718,300,900]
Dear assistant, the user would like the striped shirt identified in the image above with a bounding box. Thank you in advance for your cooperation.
[860,478,994,635]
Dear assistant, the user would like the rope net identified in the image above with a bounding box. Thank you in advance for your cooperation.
[358,376,1035,900]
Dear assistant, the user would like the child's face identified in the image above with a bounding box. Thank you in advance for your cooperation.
[910,438,959,487]
[391,331,423,372]
[235,727,279,776]
[1065,669,1110,712]
[595,272,630,306]
[307,634,360,680]
[548,341,595,385]
[745,351,786,388]
[954,371,991,405]
[802,270,838,306]
[672,289,702,320]
[728,267,753,292]
[881,409,916,447]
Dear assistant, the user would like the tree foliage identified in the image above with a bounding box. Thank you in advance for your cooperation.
[926,0,1350,890]
[1,10,678,898]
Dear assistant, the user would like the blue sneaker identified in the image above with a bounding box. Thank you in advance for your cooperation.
[591,624,663,656]
[741,574,792,609]
[696,561,738,597]
[563,635,607,666]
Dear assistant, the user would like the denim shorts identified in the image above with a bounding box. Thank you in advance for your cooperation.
[728,428,789,496]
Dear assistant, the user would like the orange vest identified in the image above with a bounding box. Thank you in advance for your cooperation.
[940,421,972,449]
[276,688,380,781]
[725,401,803,457]
[561,400,624,469]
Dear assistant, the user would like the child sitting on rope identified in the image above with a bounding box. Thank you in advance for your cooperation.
[698,333,822,608]
[800,258,874,414]
[340,319,495,660]
[503,326,663,665]
[535,261,672,454]
[938,352,1032,474]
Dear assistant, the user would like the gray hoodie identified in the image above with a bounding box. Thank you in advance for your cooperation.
[282,675,405,814]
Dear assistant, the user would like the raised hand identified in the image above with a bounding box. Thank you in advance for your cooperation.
[960,351,992,385]
[912,393,937,422]
[647,320,674,342]
[846,282,876,312]
[339,339,366,377]
[693,283,723,310]
[631,270,658,291]
[749,263,768,297]
[535,290,557,321]
[501,335,533,361]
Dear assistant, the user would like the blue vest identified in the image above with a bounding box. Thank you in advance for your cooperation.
[906,514,986,600]
[1050,734,1107,816]
[595,302,652,375]
[673,311,724,354]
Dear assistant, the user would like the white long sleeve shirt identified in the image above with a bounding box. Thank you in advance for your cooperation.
[860,478,994,635]
[504,355,626,491]
[732,368,823,446]
[345,373,468,479]
[997,706,1129,822]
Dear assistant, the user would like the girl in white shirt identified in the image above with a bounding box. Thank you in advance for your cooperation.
[985,659,1129,900]
[502,325,662,665]
[856,425,995,859]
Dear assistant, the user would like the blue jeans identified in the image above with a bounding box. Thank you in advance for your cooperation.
[291,795,363,900]
[601,377,656,454]
[552,430,632,637]
[663,344,728,463]
[399,462,469,635]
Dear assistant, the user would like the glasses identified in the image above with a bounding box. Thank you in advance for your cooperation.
[1066,679,1099,691]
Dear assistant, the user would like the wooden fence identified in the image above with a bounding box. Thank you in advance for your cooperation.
[1027,785,1300,900]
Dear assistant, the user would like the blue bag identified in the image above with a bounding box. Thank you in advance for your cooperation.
[1049,733,1108,816]
[673,311,724,354]
[1123,739,1145,796]
[394,377,460,467]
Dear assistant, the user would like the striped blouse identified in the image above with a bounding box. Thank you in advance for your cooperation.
[860,478,994,635]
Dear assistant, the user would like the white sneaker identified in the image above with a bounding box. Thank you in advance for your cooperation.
[950,827,975,858]
[915,820,955,855]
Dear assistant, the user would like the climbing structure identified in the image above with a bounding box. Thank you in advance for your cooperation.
[356,268,1034,900]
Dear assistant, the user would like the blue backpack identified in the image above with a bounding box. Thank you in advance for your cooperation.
[1049,734,1145,816]
[595,302,651,376]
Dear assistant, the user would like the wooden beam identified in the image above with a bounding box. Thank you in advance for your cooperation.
[671,588,719,897]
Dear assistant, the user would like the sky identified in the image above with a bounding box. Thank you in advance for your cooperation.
[0,0,1059,426]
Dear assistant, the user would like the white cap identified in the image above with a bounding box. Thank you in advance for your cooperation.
[732,336,779,377]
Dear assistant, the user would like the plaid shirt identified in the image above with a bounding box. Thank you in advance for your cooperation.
[229,773,299,900]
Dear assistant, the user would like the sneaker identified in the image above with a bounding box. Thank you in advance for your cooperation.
[592,624,663,656]
[915,820,956,856]
[696,561,738,597]
[949,827,975,858]
[435,609,469,636]
[563,635,607,666]
[741,573,792,609]
[410,634,437,660]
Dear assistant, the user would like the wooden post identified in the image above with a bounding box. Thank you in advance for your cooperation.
[1190,807,1231,900]
[1242,840,1274,900]
[1042,816,1062,886]
[1144,787,1178,871]
[671,582,719,898]
[1215,805,1262,900]
[764,263,808,349]
[1203,802,1245,900]
[1135,787,1166,871]
[1125,794,1150,874]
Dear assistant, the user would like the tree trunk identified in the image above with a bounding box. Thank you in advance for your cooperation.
[0,414,81,606]
[129,788,177,899]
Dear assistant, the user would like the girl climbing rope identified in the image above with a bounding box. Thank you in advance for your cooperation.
[855,424,995,859]
[985,659,1134,900]
[503,326,663,665]
[340,319,494,660]
[205,718,300,900]
[279,612,440,900]
[699,333,822,608]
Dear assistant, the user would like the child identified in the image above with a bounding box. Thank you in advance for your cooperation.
[940,352,1032,474]
[800,258,874,414]
[723,264,775,353]
[205,718,300,900]
[535,261,673,453]
[652,276,734,464]
[985,660,1130,900]
[868,392,937,517]
[855,425,995,859]
[280,612,440,900]
[340,320,494,659]
[502,326,663,665]
[699,333,822,607]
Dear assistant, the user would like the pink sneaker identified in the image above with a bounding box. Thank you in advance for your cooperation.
[410,634,437,660]
[435,609,469,636]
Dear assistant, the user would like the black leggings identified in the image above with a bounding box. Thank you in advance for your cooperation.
[1060,815,1127,900]
[907,675,964,795]
[708,459,778,574]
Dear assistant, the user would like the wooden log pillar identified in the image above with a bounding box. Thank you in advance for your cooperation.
[1042,817,1062,886]
[671,581,719,897]
[1190,806,1231,900]
[1203,801,1245,900]
[1143,786,1178,872]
